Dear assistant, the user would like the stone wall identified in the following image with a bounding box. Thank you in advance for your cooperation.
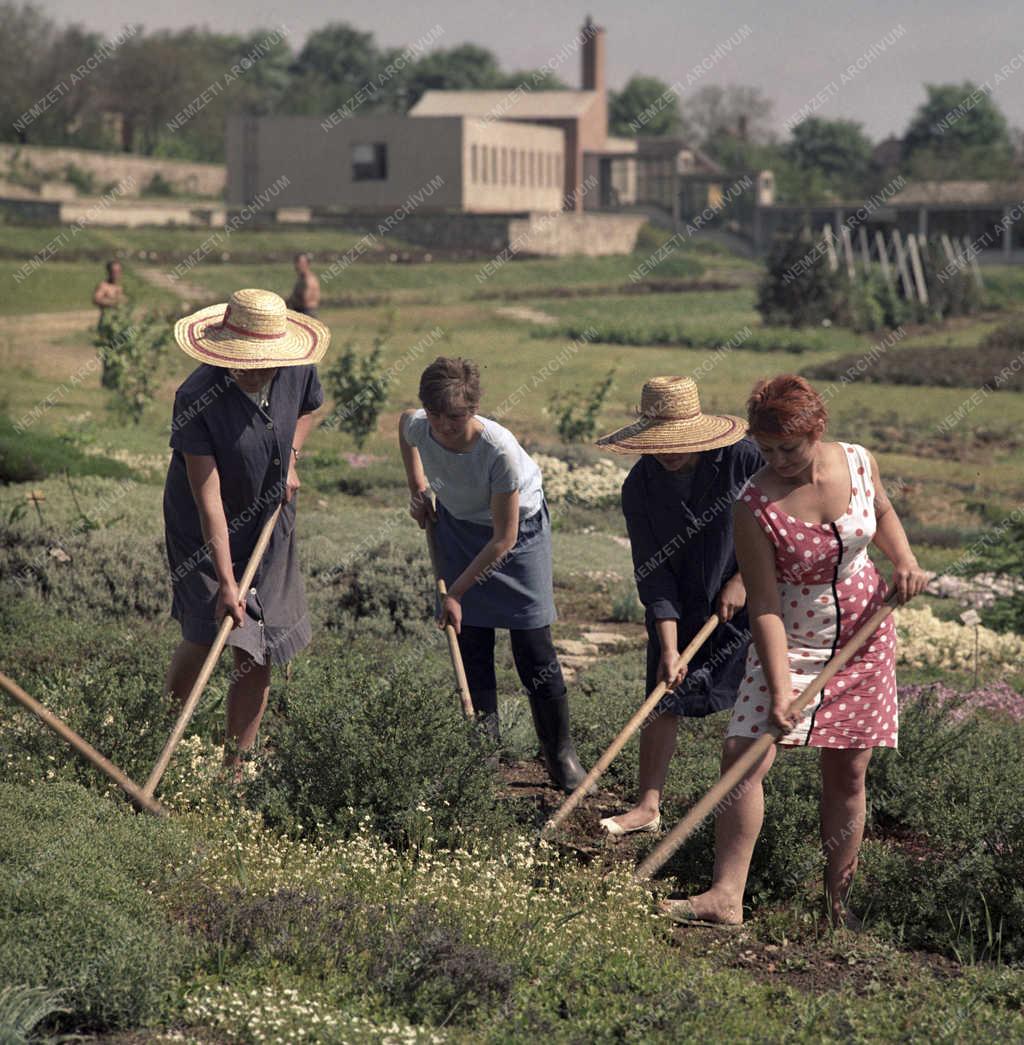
[313,210,521,252]
[0,144,224,199]
[508,212,645,256]
[315,209,642,256]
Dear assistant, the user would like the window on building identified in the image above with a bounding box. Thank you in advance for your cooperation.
[352,142,387,181]
[520,149,526,185]
[501,147,508,185]
[490,147,498,184]
[510,148,517,184]
[547,153,554,187]
[481,144,488,184]
[528,151,534,187]
[471,144,478,183]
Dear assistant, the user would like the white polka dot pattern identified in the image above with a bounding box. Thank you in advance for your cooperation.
[728,443,898,750]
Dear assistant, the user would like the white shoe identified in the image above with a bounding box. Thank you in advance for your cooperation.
[599,812,661,837]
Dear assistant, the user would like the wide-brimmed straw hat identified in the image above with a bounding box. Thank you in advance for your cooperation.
[174,288,329,369]
[596,376,746,454]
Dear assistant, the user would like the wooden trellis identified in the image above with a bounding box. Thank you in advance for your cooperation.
[819,224,983,306]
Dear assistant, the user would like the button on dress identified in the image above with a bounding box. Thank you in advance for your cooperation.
[162,364,324,665]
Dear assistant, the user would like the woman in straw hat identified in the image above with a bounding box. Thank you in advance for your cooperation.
[163,288,329,766]
[595,376,762,836]
[663,375,926,927]
[399,356,588,792]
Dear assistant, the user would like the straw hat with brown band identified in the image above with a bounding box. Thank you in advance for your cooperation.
[596,376,747,454]
[174,288,330,369]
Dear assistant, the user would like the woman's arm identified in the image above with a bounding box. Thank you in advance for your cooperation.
[285,410,319,504]
[398,408,435,528]
[733,501,796,731]
[867,451,928,603]
[653,618,687,687]
[439,490,519,633]
[184,452,245,628]
[717,572,746,623]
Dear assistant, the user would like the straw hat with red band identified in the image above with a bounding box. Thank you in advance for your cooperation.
[174,288,329,369]
[596,376,747,454]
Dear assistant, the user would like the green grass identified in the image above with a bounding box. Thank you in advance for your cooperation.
[3,251,1022,572]
[530,288,870,353]
[2,201,1023,1045]
[0,416,136,483]
[0,223,417,260]
[181,251,708,306]
[0,261,178,315]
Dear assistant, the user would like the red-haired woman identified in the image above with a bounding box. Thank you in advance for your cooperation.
[663,375,927,927]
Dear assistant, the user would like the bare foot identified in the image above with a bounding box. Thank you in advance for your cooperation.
[826,904,863,931]
[663,889,744,926]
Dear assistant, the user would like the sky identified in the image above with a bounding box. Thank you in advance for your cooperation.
[35,0,1024,142]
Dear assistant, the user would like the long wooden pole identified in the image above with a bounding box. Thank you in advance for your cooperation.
[874,231,893,287]
[906,234,930,306]
[425,515,475,720]
[634,592,898,882]
[543,614,719,836]
[892,230,914,301]
[0,671,167,817]
[142,504,283,798]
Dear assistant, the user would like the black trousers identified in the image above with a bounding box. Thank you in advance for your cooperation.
[455,624,566,715]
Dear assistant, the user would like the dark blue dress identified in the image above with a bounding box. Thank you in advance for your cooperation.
[162,364,323,665]
[622,439,763,716]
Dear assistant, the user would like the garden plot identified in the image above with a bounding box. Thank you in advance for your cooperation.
[2,238,1024,1041]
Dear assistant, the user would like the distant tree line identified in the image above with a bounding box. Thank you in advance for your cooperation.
[1,1,1020,204]
[611,78,1022,203]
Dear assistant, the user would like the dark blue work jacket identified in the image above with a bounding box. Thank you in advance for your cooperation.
[621,438,763,716]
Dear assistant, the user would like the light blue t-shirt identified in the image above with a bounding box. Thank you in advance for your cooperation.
[403,409,544,525]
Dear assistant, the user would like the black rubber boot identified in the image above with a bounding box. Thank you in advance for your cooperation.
[477,710,500,744]
[528,693,587,792]
[472,709,501,770]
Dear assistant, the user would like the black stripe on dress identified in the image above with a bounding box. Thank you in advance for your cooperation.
[804,521,845,745]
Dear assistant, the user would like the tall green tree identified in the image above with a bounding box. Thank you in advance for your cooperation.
[609,75,682,137]
[282,23,388,116]
[786,117,873,197]
[903,82,1014,179]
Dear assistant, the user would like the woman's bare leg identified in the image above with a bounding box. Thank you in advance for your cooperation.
[164,639,211,704]
[610,712,678,829]
[683,736,778,924]
[819,747,872,926]
[224,648,271,766]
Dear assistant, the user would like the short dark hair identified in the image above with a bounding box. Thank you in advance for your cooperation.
[419,357,481,414]
[106,259,121,277]
[294,252,310,263]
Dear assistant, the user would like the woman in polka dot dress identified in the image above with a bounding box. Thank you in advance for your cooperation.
[663,375,927,928]
[730,439,898,748]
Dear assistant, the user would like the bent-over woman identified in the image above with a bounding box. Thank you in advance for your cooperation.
[595,376,762,836]
[163,288,328,766]
[399,356,587,792]
[665,375,927,927]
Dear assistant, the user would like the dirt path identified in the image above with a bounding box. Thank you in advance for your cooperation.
[495,304,557,325]
[0,309,97,339]
[136,265,207,305]
[0,310,102,381]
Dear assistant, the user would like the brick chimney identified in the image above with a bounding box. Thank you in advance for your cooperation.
[581,16,606,93]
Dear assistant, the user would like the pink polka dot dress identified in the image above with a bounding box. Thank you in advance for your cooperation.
[726,442,898,749]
